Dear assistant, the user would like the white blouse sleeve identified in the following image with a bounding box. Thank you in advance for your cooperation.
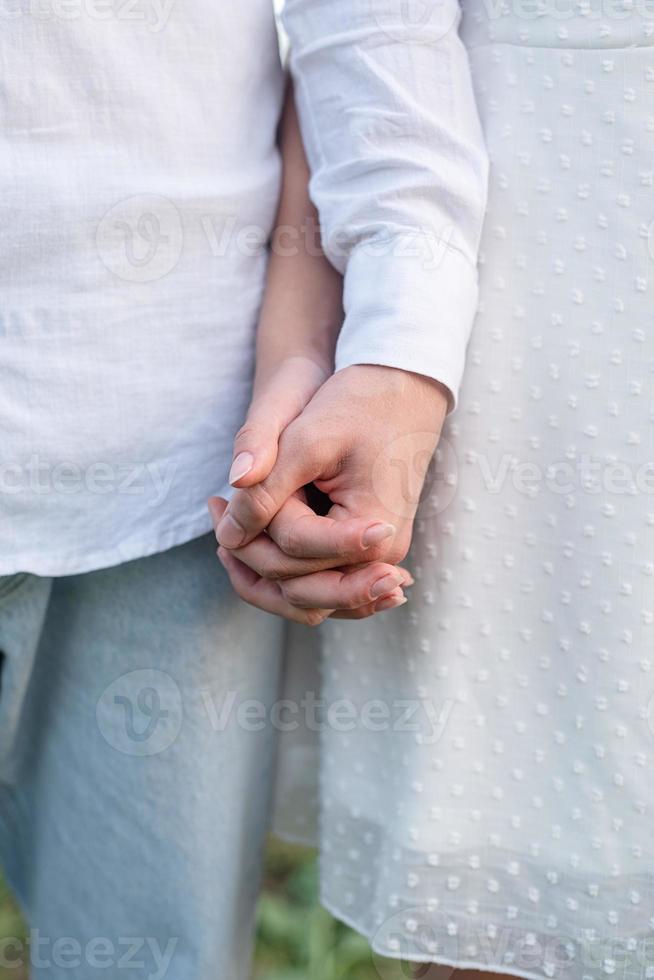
[281,0,489,406]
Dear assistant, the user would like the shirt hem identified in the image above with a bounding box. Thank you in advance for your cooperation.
[0,500,229,578]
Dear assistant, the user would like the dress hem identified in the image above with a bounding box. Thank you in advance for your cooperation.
[321,897,556,980]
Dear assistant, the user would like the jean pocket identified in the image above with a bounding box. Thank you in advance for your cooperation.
[0,574,49,783]
[0,574,29,605]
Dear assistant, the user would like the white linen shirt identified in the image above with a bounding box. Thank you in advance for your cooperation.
[0,0,488,575]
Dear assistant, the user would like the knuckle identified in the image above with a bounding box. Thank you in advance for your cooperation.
[274,522,297,557]
[383,547,403,566]
[344,604,373,620]
[327,528,350,559]
[258,553,287,581]
[279,578,304,604]
[235,585,257,607]
[303,609,328,628]
[280,422,317,469]
[233,423,259,452]
[340,585,367,610]
[279,522,309,559]
[240,483,277,525]
[234,422,253,442]
[385,535,411,566]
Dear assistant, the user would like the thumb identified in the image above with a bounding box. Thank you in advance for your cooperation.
[228,356,328,489]
[228,407,283,489]
[216,419,324,549]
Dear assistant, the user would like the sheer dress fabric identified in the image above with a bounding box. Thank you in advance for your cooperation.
[274,4,654,978]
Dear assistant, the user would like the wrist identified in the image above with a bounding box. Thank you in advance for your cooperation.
[252,352,331,405]
[254,308,340,394]
[336,363,450,414]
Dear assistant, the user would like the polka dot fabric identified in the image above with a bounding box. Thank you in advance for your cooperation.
[275,4,654,977]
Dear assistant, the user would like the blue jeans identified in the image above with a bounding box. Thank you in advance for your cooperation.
[0,534,289,979]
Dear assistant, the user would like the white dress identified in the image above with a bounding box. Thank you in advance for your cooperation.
[274,3,654,978]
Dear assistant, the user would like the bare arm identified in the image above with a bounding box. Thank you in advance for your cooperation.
[252,82,343,398]
[225,82,344,488]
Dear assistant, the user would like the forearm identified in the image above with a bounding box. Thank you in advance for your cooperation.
[253,80,343,399]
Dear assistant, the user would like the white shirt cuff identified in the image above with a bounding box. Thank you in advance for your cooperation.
[334,234,479,410]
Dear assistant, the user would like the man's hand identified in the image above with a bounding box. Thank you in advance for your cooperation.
[209,496,412,625]
[213,363,449,586]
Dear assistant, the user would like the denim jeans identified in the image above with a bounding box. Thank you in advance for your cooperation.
[0,534,288,979]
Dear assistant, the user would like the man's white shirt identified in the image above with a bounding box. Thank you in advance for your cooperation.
[1,0,487,574]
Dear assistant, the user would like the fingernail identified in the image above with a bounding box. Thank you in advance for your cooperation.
[362,522,396,549]
[208,497,225,525]
[370,572,402,599]
[229,452,254,486]
[216,513,245,548]
[375,593,408,612]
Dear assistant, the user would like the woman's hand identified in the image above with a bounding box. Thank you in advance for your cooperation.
[228,354,330,488]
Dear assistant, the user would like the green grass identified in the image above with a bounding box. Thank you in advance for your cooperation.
[0,839,407,980]
[0,874,27,980]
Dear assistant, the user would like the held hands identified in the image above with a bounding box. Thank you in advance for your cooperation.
[209,362,449,624]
